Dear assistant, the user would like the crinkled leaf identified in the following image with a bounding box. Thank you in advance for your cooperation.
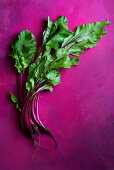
[9,30,37,73]
[62,21,110,56]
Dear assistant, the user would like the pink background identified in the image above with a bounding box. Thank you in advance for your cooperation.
[0,0,114,169]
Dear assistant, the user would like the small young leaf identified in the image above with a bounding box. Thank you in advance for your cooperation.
[10,92,19,103]
[9,92,21,111]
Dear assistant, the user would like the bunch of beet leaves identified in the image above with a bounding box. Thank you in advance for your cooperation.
[9,16,110,147]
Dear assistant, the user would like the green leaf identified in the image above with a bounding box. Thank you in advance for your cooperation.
[43,50,55,67]
[62,21,110,56]
[55,48,69,58]
[46,70,61,86]
[43,16,53,44]
[16,104,21,110]
[25,52,46,93]
[70,57,79,66]
[43,16,72,51]
[10,92,19,103]
[45,48,72,71]
[26,19,110,93]
[9,30,37,73]
[9,92,21,111]
[26,62,40,92]
[26,81,31,92]
[50,56,72,70]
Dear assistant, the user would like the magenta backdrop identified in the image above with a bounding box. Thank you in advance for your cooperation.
[0,0,114,169]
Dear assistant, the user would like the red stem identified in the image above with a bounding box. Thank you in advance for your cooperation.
[19,73,23,103]
[22,78,44,108]
[34,46,45,63]
[62,31,94,48]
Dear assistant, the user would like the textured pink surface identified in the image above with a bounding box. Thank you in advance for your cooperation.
[0,0,114,169]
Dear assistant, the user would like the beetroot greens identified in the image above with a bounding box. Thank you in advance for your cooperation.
[9,16,110,147]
